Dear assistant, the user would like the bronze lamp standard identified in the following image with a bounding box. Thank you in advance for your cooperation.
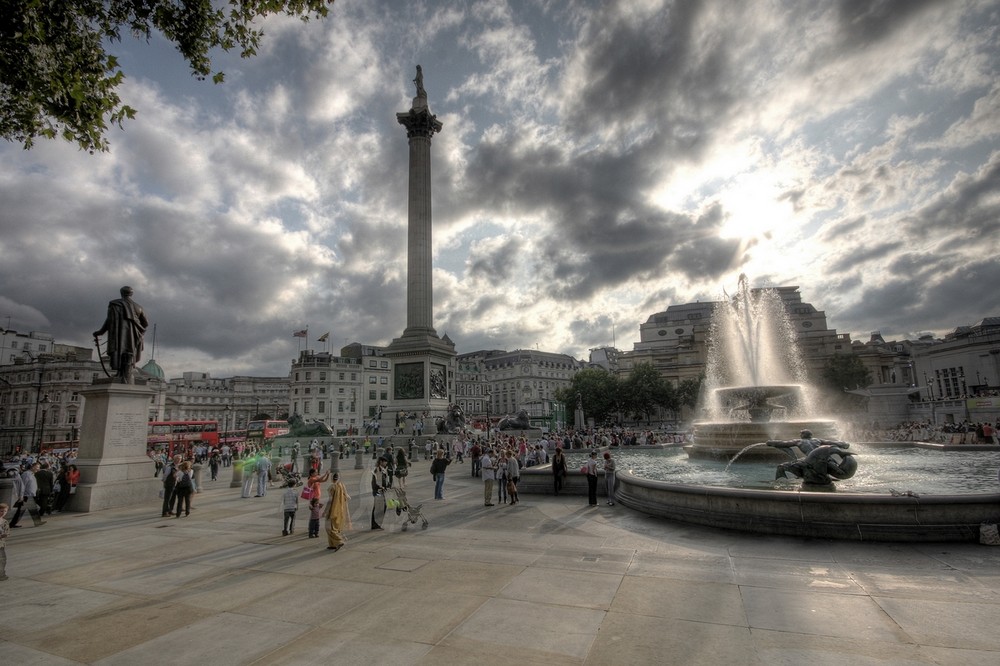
[36,394,50,453]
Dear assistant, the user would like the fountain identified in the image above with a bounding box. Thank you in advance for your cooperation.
[688,275,839,460]
[517,275,1000,541]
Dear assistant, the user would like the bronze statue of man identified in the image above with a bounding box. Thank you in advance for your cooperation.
[414,64,426,98]
[94,286,148,384]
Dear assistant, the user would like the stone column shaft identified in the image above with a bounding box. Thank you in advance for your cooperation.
[407,133,433,333]
[396,102,442,339]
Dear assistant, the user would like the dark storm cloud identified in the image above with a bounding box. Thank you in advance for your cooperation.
[832,0,942,51]
[467,236,524,281]
[463,132,691,299]
[566,1,734,151]
[819,215,867,243]
[567,314,615,350]
[827,240,903,273]
[839,258,1000,335]
[906,151,1000,238]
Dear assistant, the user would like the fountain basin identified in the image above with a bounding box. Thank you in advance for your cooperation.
[688,419,839,460]
[515,447,1000,542]
[612,470,1000,542]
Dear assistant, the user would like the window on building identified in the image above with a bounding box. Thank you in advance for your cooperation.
[369,360,377,367]
[320,372,326,381]
[369,390,376,400]
[304,388,311,394]
[380,391,388,401]
[70,392,79,402]
[303,401,310,414]
[380,377,388,384]
[380,361,389,369]
[318,401,325,413]
[338,401,344,412]
[369,376,377,384]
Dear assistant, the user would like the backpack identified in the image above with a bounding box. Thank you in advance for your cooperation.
[176,472,193,492]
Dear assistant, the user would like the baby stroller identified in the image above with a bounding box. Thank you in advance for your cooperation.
[389,486,428,531]
[275,463,302,487]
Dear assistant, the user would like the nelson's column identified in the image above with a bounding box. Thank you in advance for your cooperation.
[385,65,456,422]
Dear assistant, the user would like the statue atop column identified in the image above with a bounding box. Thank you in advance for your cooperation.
[94,286,149,384]
[414,65,426,99]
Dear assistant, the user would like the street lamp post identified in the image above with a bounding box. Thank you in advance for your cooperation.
[224,404,231,451]
[485,390,492,445]
[36,394,50,453]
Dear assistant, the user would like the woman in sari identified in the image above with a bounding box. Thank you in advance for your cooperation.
[325,473,352,551]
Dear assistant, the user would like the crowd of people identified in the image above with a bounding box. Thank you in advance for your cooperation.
[851,420,1000,445]
[1,452,81,530]
[0,422,707,581]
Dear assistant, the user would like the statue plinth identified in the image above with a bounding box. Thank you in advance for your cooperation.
[69,382,159,512]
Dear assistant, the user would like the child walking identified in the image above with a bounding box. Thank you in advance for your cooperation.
[308,497,325,538]
[281,480,299,536]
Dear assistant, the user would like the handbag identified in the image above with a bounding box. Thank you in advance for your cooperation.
[69,485,77,495]
[580,465,588,474]
[300,485,313,500]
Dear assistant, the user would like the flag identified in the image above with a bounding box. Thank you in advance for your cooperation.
[317,332,330,342]
[293,329,307,338]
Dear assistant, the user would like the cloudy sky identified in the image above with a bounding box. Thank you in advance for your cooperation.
[2,0,999,378]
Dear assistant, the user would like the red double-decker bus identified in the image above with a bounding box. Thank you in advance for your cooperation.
[246,419,290,447]
[147,420,219,457]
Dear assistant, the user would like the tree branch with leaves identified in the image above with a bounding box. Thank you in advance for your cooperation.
[0,0,333,152]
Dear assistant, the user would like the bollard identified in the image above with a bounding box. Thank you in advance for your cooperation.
[354,448,364,470]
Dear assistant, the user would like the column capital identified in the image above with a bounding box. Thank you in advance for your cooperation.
[396,108,443,140]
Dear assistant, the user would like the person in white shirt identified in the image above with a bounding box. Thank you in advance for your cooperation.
[480,451,496,507]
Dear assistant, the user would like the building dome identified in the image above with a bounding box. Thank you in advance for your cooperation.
[140,358,165,380]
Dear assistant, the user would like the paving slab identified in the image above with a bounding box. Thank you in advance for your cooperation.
[1,458,999,665]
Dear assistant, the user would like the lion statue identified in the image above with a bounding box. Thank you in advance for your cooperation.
[287,413,334,437]
[436,404,466,434]
[497,409,531,431]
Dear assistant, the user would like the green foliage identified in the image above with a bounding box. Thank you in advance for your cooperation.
[820,353,873,392]
[675,376,703,410]
[1,0,332,152]
[555,367,621,425]
[621,362,675,423]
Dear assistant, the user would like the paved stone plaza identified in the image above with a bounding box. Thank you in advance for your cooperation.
[2,459,999,665]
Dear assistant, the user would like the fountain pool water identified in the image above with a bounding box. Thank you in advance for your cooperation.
[567,447,1000,495]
